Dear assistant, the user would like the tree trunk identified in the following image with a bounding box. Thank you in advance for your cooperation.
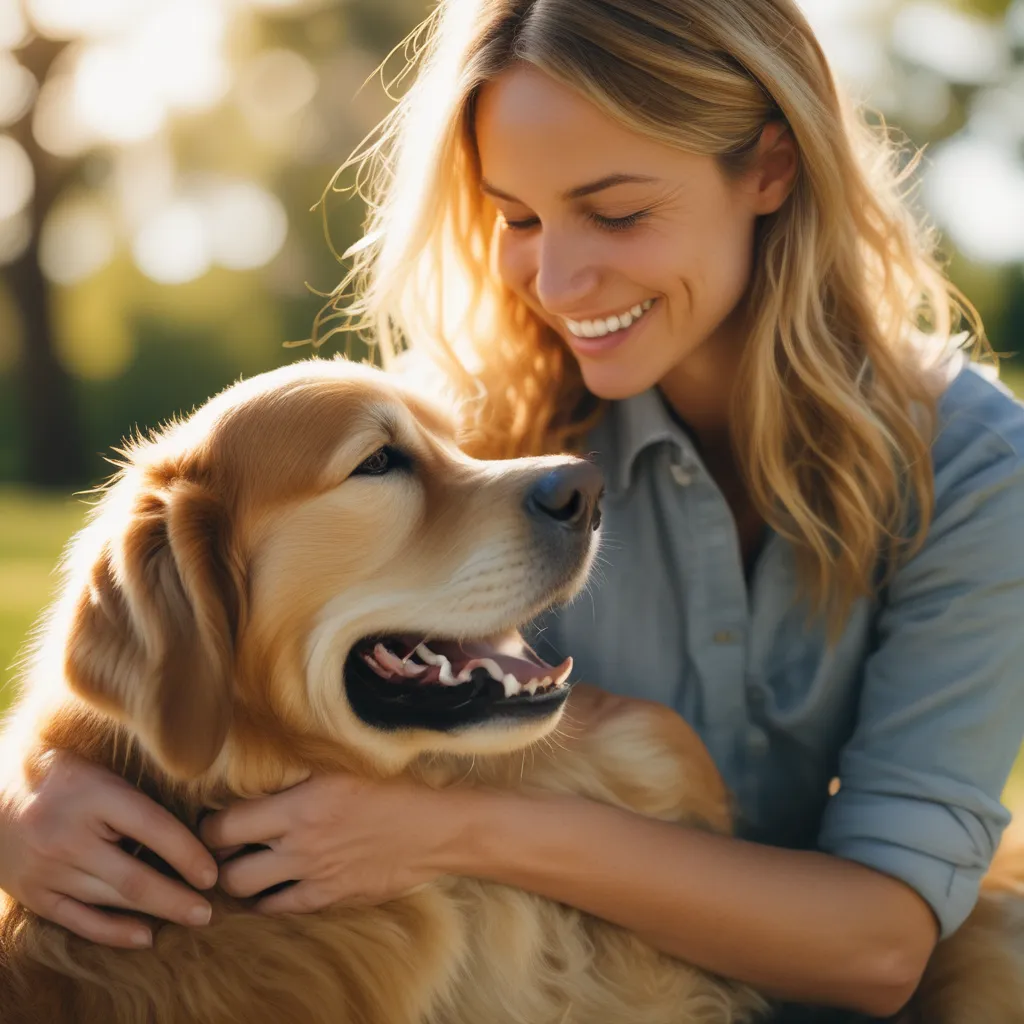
[5,34,83,487]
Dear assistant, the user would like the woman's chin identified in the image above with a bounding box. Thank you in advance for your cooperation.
[578,363,657,402]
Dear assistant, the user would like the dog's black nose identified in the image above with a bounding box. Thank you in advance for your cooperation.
[526,461,604,532]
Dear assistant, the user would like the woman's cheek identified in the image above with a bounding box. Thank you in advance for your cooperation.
[495,231,537,297]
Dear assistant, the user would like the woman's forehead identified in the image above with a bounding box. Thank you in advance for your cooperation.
[474,67,712,201]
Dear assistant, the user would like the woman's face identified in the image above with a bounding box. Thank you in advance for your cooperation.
[474,66,795,401]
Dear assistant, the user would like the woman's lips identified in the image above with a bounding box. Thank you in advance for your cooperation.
[561,299,659,357]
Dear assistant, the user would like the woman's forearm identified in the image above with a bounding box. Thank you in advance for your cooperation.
[439,789,938,1017]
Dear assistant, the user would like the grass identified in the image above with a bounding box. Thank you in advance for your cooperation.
[0,488,89,709]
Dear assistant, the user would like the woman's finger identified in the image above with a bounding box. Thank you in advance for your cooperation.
[104,783,217,892]
[200,794,289,851]
[255,880,335,916]
[75,846,212,927]
[39,891,153,950]
[218,848,295,900]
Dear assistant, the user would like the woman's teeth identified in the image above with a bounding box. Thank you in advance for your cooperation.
[565,298,655,339]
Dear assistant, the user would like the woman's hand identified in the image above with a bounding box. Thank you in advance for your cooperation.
[0,751,218,948]
[201,774,465,915]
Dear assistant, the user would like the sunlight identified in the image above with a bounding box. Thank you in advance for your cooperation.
[131,1,230,113]
[39,197,116,285]
[112,138,176,232]
[970,76,1024,146]
[0,211,30,265]
[0,52,37,128]
[26,0,143,40]
[236,48,319,129]
[0,135,34,220]
[0,0,30,49]
[892,2,1006,85]
[247,0,329,10]
[795,0,891,90]
[75,43,165,144]
[32,69,94,157]
[925,133,1024,264]
[132,200,211,285]
[29,0,231,150]
[204,180,288,272]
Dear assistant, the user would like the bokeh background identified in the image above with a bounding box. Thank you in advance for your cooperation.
[2,0,1024,733]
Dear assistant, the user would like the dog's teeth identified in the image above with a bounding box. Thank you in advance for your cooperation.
[375,644,419,677]
[552,656,574,687]
[525,680,539,696]
[413,644,458,683]
[480,659,506,683]
[415,643,442,664]
[362,653,394,680]
[502,674,520,698]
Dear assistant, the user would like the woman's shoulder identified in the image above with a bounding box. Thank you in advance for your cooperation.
[931,359,1024,503]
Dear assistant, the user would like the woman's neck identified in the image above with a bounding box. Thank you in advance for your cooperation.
[656,314,766,572]
[656,313,746,456]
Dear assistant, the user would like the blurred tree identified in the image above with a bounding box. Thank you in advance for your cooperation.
[0,0,424,487]
[6,33,82,485]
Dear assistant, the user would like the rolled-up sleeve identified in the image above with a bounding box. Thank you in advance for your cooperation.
[817,430,1024,938]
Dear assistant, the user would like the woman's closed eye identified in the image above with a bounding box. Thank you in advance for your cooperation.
[502,209,653,233]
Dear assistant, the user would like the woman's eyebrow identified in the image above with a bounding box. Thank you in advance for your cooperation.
[480,173,661,204]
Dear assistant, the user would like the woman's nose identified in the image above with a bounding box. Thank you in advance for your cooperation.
[534,233,598,313]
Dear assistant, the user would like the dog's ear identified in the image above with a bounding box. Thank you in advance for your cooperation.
[65,478,240,780]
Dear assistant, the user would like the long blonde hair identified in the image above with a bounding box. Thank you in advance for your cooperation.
[321,0,984,630]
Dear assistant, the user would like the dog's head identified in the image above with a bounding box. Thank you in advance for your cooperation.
[55,359,602,792]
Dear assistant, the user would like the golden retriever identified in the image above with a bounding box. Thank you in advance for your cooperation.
[0,357,1018,1024]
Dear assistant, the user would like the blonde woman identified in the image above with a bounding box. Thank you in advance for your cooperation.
[3,1,1024,1019]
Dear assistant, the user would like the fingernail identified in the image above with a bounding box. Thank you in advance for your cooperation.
[188,904,212,927]
[132,931,152,948]
[200,867,218,888]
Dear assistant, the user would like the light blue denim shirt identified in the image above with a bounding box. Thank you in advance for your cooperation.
[530,361,1024,941]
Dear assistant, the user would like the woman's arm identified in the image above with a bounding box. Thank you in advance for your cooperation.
[450,785,937,1017]
[206,769,936,1019]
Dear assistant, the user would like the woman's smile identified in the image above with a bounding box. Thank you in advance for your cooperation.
[557,298,660,358]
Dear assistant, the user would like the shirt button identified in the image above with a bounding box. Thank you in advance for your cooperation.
[670,463,694,487]
[713,630,737,644]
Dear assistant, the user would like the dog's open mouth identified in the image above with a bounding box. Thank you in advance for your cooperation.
[344,635,573,732]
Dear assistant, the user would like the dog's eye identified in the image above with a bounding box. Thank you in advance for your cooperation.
[352,446,410,477]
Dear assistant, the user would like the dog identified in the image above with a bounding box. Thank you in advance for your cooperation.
[0,356,1018,1023]
[0,357,768,1024]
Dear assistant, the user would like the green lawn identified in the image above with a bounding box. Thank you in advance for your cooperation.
[0,488,89,709]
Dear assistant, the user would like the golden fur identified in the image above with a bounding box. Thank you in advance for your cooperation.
[0,357,1019,1023]
[0,357,765,1024]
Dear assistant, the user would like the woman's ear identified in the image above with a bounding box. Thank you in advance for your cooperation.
[64,478,240,780]
[750,121,799,215]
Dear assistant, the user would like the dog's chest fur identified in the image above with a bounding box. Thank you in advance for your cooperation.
[0,703,767,1024]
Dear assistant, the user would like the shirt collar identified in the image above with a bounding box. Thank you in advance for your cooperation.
[601,388,699,496]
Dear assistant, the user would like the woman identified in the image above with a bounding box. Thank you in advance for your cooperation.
[3,0,1024,1019]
